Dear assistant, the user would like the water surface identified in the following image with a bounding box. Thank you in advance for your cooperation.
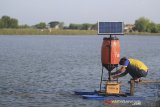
[0,35,160,107]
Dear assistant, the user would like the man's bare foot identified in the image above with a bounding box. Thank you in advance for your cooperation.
[133,78,141,82]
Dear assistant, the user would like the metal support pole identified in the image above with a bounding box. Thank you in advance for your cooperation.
[100,66,104,91]
[108,70,111,81]
[108,34,112,81]
[116,66,118,82]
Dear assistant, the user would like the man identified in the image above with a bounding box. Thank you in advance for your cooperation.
[111,57,149,82]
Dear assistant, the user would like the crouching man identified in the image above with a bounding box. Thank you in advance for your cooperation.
[111,57,149,82]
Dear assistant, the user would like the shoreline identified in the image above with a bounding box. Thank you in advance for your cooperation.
[0,28,160,36]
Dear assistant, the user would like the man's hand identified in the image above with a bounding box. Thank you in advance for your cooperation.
[111,75,118,80]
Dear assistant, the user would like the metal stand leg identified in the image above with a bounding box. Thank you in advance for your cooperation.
[100,66,104,91]
[116,67,118,82]
[108,70,111,81]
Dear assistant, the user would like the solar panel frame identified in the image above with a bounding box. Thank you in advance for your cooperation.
[98,22,124,35]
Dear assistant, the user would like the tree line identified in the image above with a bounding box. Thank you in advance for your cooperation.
[0,16,18,28]
[134,17,160,33]
[0,15,160,33]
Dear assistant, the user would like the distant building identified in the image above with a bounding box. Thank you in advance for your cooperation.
[124,24,135,33]
[48,21,63,29]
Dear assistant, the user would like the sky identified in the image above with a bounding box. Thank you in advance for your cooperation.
[0,0,160,26]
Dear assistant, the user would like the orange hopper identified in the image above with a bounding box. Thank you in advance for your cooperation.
[101,37,120,71]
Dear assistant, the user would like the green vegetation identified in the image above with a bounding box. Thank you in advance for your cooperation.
[0,15,160,35]
[0,28,97,35]
[135,17,160,33]
[0,16,18,28]
[35,22,46,29]
[68,23,97,30]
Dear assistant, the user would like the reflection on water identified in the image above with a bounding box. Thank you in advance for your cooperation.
[0,35,160,107]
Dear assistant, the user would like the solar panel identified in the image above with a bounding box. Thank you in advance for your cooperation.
[98,22,124,35]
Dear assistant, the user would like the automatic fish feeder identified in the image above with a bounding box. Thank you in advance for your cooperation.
[75,22,129,98]
[98,22,124,96]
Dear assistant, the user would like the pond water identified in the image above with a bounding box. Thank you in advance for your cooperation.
[0,35,160,107]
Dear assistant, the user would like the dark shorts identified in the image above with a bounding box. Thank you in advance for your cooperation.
[127,65,148,78]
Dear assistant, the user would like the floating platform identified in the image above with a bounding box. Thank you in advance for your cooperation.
[74,91,145,100]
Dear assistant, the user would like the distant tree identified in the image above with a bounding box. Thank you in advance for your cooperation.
[35,22,46,29]
[81,23,92,30]
[9,18,18,28]
[148,22,158,33]
[0,16,18,28]
[0,19,4,28]
[135,17,160,33]
[19,24,30,28]
[63,26,69,29]
[135,17,150,32]
[1,16,10,28]
[91,23,98,30]
[157,24,160,33]
[69,24,82,29]
[69,23,97,30]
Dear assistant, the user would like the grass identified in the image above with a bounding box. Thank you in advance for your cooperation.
[0,28,97,35]
[0,28,160,36]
